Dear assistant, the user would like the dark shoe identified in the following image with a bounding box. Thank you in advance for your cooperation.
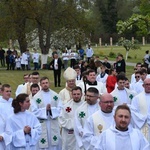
[58,85,61,87]
[55,85,57,87]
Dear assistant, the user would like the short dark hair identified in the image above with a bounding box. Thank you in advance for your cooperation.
[124,77,129,81]
[12,93,28,114]
[30,83,40,91]
[32,71,39,76]
[136,62,142,67]
[1,84,11,91]
[87,87,99,95]
[115,104,131,116]
[87,69,96,75]
[40,76,49,83]
[117,74,126,82]
[73,65,80,70]
[140,69,147,75]
[72,86,82,92]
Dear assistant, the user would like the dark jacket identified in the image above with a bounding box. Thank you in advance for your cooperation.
[49,58,62,71]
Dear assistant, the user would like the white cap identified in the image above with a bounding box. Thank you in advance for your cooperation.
[63,67,77,80]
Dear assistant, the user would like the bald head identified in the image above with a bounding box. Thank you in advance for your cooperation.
[143,78,150,93]
[99,93,114,113]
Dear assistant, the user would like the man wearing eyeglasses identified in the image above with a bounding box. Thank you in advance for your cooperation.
[133,69,147,94]
[21,71,41,95]
[131,78,150,143]
[74,87,100,149]
[130,71,141,92]
[130,62,142,84]
[82,93,114,150]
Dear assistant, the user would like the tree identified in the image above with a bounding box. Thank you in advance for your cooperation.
[117,14,150,37]
[118,38,140,60]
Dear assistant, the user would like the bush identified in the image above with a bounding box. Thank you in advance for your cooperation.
[109,52,116,58]
[127,56,132,59]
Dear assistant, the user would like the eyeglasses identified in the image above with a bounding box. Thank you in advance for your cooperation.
[85,95,97,98]
[101,101,114,104]
[5,90,11,92]
[144,83,150,86]
[135,76,140,78]
[134,68,137,70]
[32,77,39,79]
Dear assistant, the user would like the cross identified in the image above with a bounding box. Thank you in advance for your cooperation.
[36,98,41,104]
[40,138,46,144]
[129,94,133,100]
[53,96,58,101]
[66,107,72,113]
[113,97,117,102]
[79,111,85,118]
[53,135,57,141]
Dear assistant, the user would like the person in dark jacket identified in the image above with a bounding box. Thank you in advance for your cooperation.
[49,53,62,87]
[116,54,126,74]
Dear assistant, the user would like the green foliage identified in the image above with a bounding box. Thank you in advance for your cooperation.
[127,55,132,59]
[117,14,150,36]
[108,52,116,58]
[118,38,140,52]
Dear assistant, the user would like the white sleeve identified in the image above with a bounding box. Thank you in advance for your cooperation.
[82,116,99,150]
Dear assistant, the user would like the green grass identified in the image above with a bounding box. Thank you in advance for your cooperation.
[0,69,66,98]
[0,66,134,98]
[93,45,148,63]
[0,44,148,98]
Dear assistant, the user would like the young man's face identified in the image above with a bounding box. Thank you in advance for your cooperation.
[72,89,82,103]
[2,87,11,100]
[117,80,125,90]
[87,72,96,83]
[114,109,131,131]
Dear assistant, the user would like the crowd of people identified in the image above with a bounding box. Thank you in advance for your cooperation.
[0,47,40,71]
[0,46,150,150]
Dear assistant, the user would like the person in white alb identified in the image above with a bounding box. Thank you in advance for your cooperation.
[74,87,100,149]
[5,93,41,150]
[131,78,150,143]
[111,74,135,106]
[31,77,63,150]
[78,69,107,95]
[82,93,114,150]
[32,48,40,70]
[133,69,147,94]
[94,105,150,150]
[59,86,84,150]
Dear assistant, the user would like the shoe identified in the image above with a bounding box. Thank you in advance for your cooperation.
[58,85,61,87]
[55,85,57,87]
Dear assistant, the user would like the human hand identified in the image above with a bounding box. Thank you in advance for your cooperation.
[24,126,31,134]
[0,136,3,141]
[46,104,51,111]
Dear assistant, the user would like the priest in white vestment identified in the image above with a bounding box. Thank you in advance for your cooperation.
[59,86,84,150]
[131,78,150,142]
[74,87,100,149]
[31,77,63,150]
[82,93,114,150]
[94,105,150,150]
[59,67,77,104]
[77,69,107,95]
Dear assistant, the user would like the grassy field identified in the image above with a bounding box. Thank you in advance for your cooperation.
[0,45,148,98]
